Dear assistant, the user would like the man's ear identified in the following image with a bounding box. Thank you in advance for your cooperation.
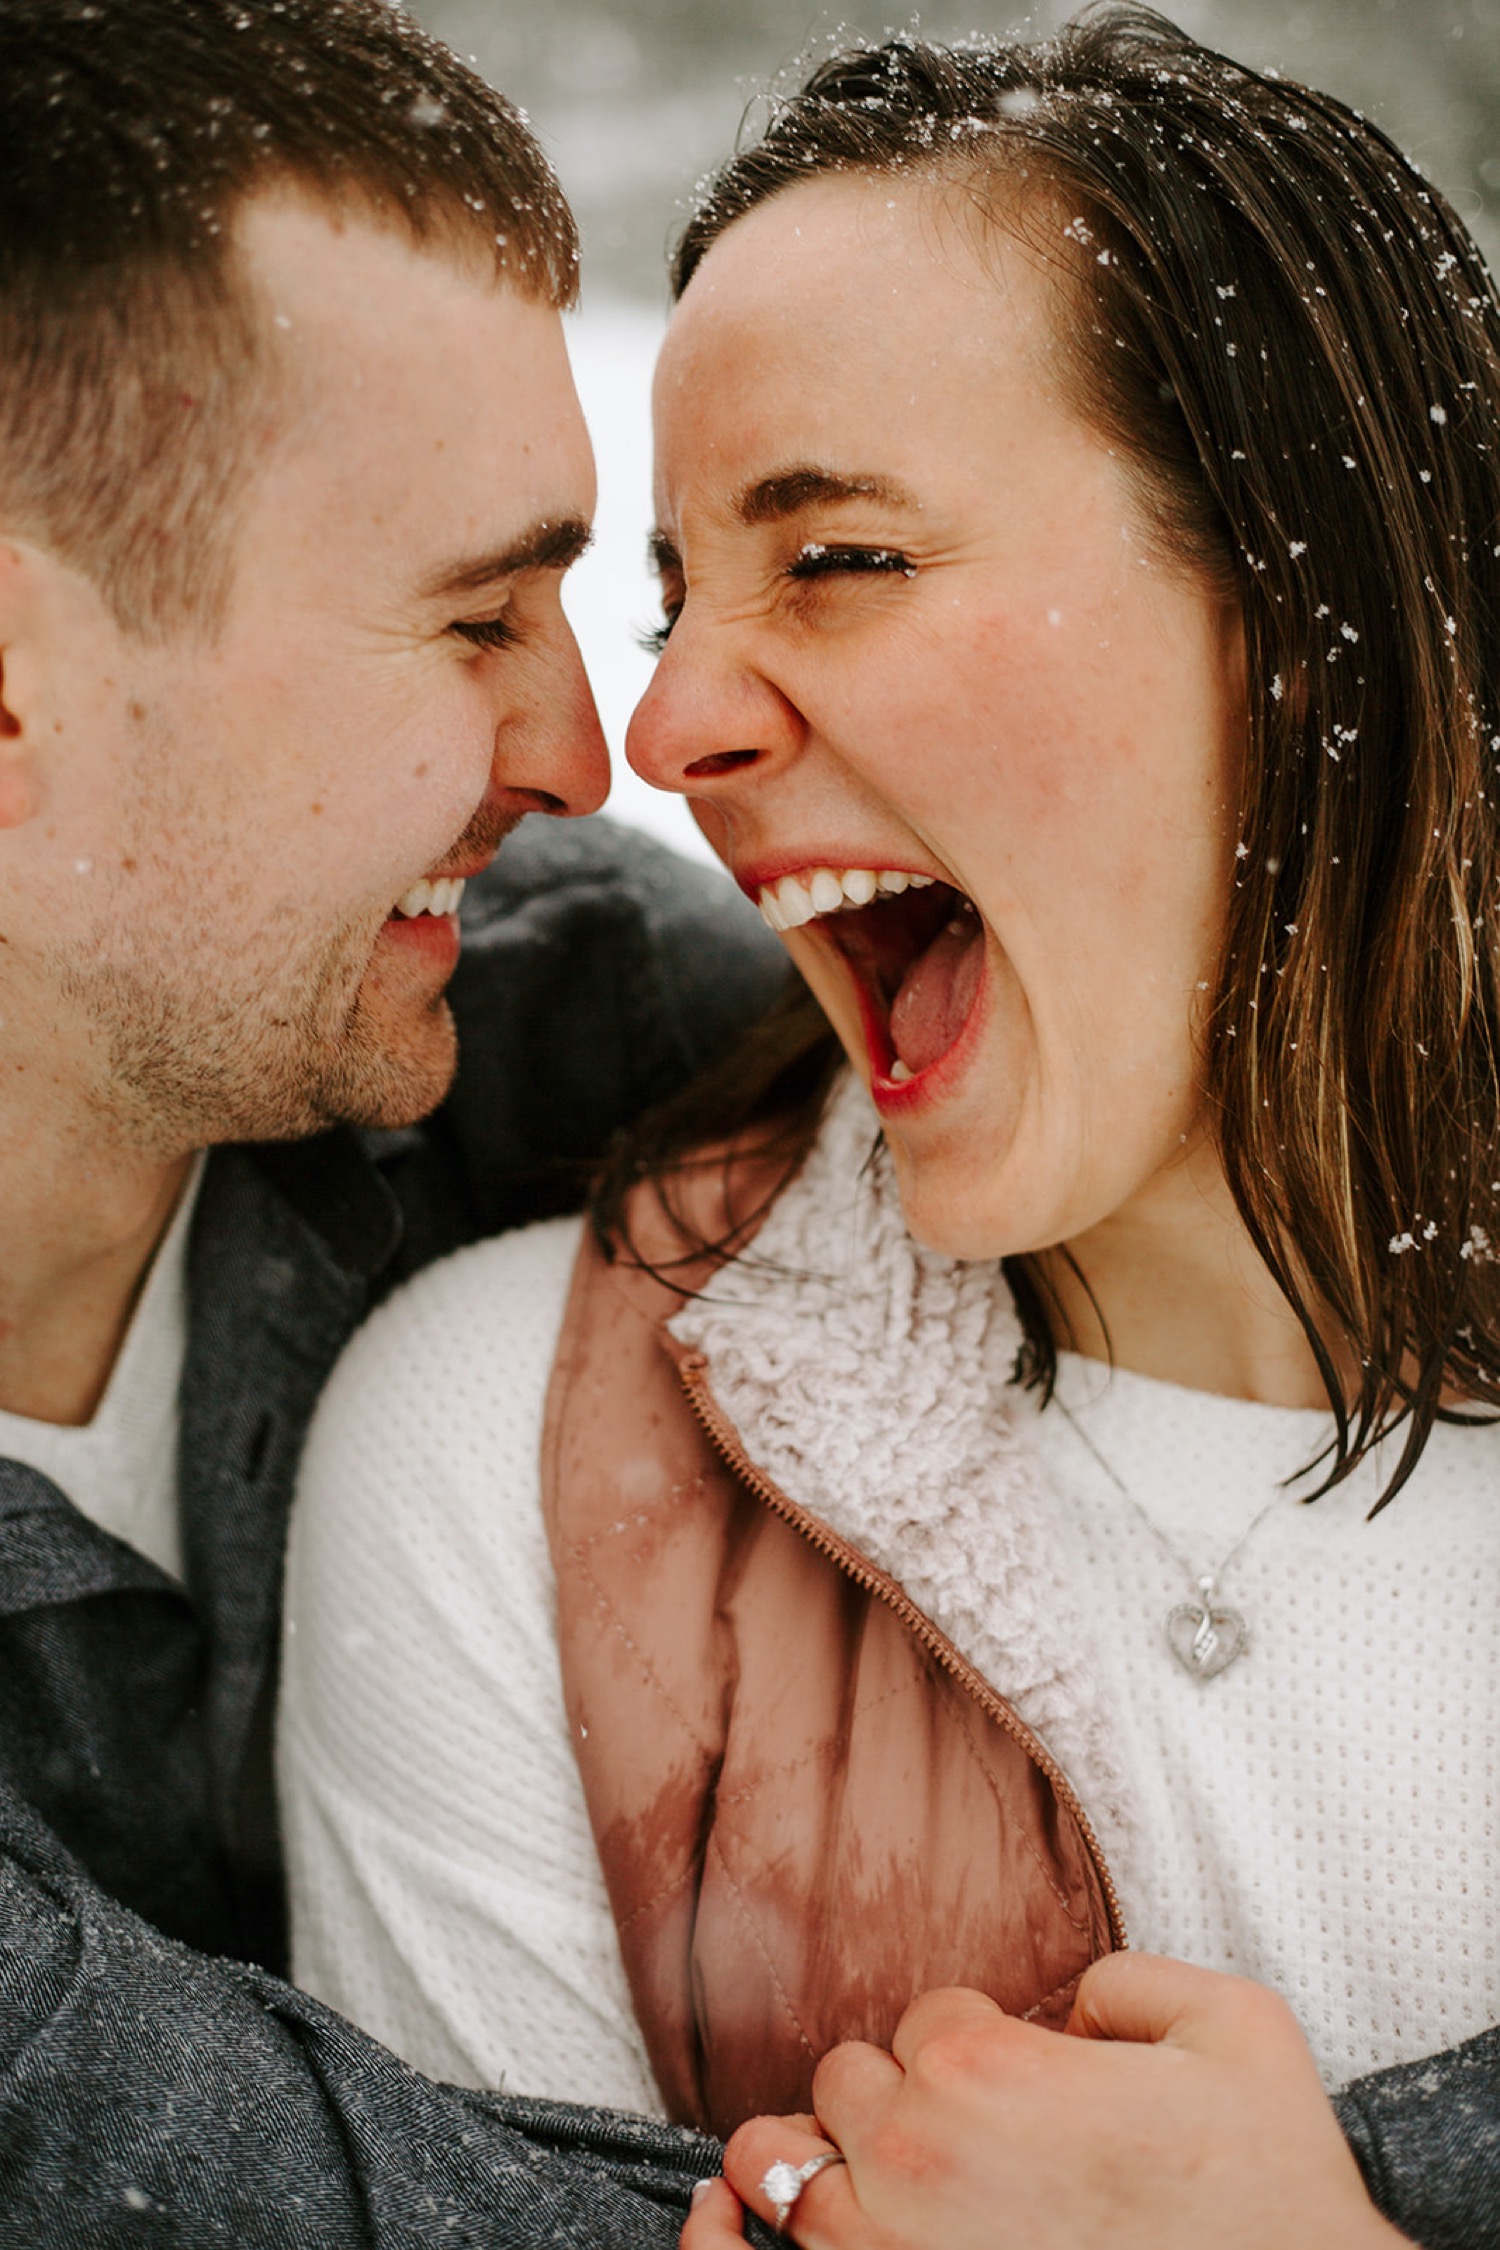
[0,542,45,830]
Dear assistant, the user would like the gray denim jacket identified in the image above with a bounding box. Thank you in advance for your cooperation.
[0,813,1488,2246]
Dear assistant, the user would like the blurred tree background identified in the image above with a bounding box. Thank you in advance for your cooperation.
[408,0,1500,302]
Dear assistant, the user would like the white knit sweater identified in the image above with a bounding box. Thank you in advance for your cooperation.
[279,1078,1500,2108]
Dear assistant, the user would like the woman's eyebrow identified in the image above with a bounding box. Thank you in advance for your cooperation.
[420,515,594,600]
[647,470,920,571]
[734,466,918,525]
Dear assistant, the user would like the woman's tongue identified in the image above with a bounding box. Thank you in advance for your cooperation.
[888,907,985,1076]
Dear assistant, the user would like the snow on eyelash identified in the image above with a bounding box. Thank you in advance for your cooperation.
[788,542,918,579]
[637,544,916,656]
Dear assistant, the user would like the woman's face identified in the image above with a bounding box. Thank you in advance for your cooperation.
[628,173,1246,1260]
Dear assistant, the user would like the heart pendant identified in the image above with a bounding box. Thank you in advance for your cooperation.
[1166,1600,1248,1680]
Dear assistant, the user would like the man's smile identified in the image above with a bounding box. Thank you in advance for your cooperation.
[392,875,466,921]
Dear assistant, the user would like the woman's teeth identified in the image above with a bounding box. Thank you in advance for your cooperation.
[393,875,466,919]
[756,865,934,933]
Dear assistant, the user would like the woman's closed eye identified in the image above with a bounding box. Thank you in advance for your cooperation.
[638,544,915,657]
[636,609,680,658]
[786,541,918,582]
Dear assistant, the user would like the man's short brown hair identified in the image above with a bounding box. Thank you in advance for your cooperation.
[0,0,578,636]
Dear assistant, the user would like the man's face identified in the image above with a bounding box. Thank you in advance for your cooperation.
[10,192,607,1149]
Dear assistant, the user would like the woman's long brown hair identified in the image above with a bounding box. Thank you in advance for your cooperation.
[596,5,1500,1507]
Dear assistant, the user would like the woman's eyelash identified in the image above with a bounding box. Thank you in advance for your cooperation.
[634,547,912,654]
[636,615,678,656]
[452,614,519,652]
[787,542,917,580]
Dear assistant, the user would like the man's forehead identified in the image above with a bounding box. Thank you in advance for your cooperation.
[219,191,595,609]
[234,182,528,347]
[231,184,584,438]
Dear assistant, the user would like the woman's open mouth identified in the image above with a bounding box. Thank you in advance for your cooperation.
[754,865,986,1089]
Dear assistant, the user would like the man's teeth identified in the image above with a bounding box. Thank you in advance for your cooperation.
[756,866,935,933]
[393,875,466,919]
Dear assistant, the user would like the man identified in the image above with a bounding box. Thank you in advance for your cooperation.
[0,1,782,2239]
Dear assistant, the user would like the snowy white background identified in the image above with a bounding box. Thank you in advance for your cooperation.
[559,300,714,863]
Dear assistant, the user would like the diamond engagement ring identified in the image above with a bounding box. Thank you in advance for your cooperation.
[758,2151,847,2234]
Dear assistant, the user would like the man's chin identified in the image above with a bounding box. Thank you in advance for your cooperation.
[312,1000,460,1134]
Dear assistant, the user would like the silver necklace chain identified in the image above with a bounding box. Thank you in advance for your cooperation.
[1051,1393,1290,1682]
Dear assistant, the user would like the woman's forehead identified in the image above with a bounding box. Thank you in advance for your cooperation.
[651,172,1077,493]
[652,172,1119,549]
[662,171,1061,371]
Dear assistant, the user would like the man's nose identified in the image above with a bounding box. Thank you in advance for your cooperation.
[503,617,610,819]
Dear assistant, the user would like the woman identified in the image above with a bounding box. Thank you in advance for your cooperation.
[279,12,1499,2244]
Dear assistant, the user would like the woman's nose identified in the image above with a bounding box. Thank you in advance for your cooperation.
[625,620,800,799]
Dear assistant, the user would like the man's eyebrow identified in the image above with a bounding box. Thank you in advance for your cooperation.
[421,516,594,600]
[734,467,920,526]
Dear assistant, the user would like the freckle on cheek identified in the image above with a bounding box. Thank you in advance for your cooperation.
[414,762,429,778]
[310,802,324,816]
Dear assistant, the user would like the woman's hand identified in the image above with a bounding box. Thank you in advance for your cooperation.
[681,1956,1410,2249]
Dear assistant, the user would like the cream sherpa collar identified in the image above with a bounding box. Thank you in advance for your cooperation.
[668,1070,1141,1895]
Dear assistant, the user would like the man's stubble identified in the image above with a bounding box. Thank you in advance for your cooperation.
[55,906,458,1153]
[45,699,469,1155]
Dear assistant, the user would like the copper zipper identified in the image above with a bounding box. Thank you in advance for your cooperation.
[676,1346,1129,1953]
